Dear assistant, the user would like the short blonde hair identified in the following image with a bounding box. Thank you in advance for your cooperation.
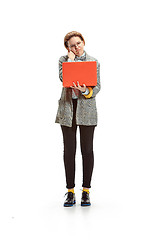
[64,31,85,49]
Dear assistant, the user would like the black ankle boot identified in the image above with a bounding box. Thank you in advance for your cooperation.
[81,191,91,206]
[64,192,76,207]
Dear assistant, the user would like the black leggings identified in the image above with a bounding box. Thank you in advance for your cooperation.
[61,99,95,189]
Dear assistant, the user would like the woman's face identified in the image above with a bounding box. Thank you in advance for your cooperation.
[67,36,85,57]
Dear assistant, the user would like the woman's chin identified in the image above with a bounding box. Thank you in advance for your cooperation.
[76,51,83,56]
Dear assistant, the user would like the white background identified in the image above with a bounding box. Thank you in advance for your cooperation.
[0,0,160,239]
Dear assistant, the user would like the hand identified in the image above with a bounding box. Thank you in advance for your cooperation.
[68,49,75,61]
[70,82,86,92]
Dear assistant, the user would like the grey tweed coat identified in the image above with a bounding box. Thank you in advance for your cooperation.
[55,51,101,127]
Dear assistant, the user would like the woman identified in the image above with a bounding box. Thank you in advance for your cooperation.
[55,31,101,207]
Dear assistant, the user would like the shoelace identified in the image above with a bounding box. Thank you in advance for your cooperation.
[80,188,90,194]
[64,192,73,198]
[80,190,90,201]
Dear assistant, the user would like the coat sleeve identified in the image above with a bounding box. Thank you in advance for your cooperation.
[59,56,67,82]
[91,61,101,98]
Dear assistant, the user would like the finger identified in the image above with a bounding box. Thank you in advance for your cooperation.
[73,82,77,87]
[77,81,81,87]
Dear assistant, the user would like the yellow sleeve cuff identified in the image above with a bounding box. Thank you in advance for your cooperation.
[83,87,93,99]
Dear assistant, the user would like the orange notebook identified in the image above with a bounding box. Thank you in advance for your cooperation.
[62,61,97,87]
